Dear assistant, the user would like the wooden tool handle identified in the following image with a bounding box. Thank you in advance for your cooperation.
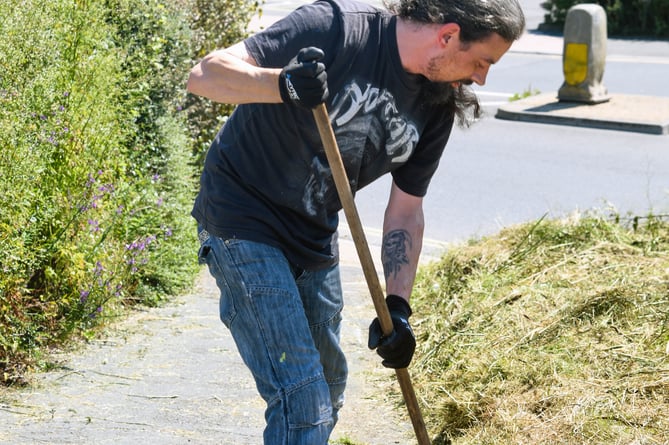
[312,103,431,445]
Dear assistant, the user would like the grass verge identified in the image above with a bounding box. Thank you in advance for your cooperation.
[411,213,668,444]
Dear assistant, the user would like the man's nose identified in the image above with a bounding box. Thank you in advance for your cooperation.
[472,66,490,86]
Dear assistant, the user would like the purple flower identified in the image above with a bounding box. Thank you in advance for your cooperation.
[98,183,114,193]
[88,219,100,232]
[79,290,90,303]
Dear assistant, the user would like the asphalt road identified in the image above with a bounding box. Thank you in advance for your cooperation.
[352,1,669,247]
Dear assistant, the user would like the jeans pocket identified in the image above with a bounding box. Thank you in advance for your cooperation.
[218,276,237,328]
[197,228,211,265]
[197,244,211,265]
[201,237,238,328]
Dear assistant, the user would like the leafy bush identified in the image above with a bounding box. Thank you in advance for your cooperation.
[541,0,669,37]
[102,0,200,303]
[0,0,264,385]
[0,0,132,383]
[184,0,261,166]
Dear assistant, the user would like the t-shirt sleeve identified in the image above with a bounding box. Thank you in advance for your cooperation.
[391,108,454,197]
[244,0,341,69]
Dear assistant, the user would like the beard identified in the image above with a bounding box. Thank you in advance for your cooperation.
[421,54,481,127]
[419,79,482,128]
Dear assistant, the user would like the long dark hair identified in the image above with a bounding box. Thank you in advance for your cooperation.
[387,0,525,43]
[389,0,525,126]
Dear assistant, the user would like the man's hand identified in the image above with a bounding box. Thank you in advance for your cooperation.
[368,295,416,369]
[278,47,328,109]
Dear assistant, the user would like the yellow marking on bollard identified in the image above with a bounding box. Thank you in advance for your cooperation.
[564,43,588,85]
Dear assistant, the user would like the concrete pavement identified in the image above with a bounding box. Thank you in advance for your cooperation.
[497,33,669,135]
[496,92,669,135]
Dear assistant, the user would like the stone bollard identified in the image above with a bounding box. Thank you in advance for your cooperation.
[558,4,610,104]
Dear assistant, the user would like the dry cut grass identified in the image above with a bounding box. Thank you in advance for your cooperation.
[411,214,669,445]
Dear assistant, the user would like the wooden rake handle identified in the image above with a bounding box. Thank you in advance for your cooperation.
[312,104,431,445]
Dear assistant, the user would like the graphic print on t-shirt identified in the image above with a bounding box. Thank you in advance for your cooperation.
[300,80,419,217]
[330,81,419,163]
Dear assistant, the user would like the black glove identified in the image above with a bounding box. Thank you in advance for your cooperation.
[368,295,416,369]
[278,47,328,109]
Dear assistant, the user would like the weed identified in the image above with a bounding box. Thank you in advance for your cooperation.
[509,85,541,102]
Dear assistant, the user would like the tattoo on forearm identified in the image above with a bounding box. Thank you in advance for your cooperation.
[382,229,412,280]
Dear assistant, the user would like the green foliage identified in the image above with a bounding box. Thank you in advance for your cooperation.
[411,214,669,444]
[1,0,131,383]
[102,0,200,305]
[541,0,669,37]
[184,0,261,167]
[0,0,266,385]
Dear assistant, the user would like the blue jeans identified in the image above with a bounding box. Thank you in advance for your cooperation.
[198,231,347,445]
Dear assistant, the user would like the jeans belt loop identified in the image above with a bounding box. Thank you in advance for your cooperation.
[198,229,210,245]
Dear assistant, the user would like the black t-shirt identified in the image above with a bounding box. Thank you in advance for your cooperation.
[192,0,455,269]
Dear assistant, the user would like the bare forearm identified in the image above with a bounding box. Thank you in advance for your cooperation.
[382,216,423,301]
[186,47,282,104]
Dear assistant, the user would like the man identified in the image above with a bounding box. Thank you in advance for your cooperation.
[186,0,524,443]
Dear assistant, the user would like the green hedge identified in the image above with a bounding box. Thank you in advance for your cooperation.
[0,0,258,384]
[186,0,260,166]
[541,0,669,37]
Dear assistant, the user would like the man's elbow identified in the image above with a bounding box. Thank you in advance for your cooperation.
[186,65,203,96]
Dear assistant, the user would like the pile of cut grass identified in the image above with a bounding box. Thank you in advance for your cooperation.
[411,214,669,444]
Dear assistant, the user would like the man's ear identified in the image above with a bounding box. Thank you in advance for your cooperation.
[438,22,461,47]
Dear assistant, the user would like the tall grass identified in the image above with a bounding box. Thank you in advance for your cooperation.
[411,213,668,444]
